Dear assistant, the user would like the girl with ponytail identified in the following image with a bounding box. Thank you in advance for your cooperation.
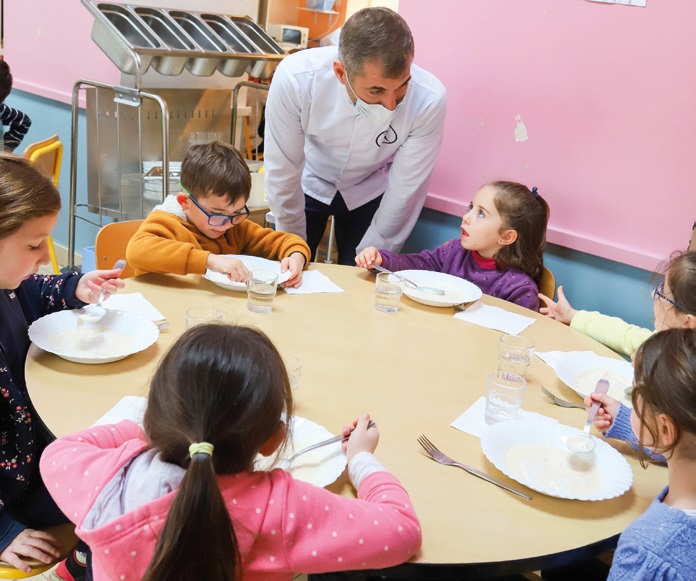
[40,324,421,580]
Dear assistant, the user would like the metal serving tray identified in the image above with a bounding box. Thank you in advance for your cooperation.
[132,7,195,76]
[228,16,284,79]
[167,11,227,77]
[198,14,260,78]
[89,2,163,74]
[83,1,286,80]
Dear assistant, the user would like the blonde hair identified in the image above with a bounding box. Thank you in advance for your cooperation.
[0,153,61,240]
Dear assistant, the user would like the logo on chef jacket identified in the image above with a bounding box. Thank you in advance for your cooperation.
[375,125,398,147]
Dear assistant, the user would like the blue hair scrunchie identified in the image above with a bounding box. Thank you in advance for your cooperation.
[531,186,539,199]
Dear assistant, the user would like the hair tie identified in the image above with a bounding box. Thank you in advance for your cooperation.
[531,187,539,199]
[189,442,214,458]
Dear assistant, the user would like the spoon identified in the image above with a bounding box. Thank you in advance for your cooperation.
[371,264,446,296]
[278,420,376,469]
[79,259,127,323]
[566,379,610,454]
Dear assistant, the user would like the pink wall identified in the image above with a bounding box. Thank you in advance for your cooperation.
[5,1,120,103]
[400,0,696,270]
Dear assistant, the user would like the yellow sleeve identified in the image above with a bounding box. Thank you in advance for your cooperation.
[126,212,210,275]
[570,310,654,357]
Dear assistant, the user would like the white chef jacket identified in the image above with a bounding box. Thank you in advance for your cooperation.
[264,46,447,253]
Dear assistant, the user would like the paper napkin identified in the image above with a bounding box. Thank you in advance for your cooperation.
[451,396,557,439]
[283,270,344,294]
[454,301,536,335]
[103,292,166,321]
[535,350,598,372]
[92,396,148,427]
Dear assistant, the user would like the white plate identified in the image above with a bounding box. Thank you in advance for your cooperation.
[481,418,633,501]
[203,255,292,292]
[255,416,347,488]
[29,310,159,364]
[393,270,482,307]
[556,353,634,408]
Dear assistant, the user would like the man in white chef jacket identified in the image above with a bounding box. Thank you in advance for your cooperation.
[264,7,447,265]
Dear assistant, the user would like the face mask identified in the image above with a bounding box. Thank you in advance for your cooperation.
[345,73,397,126]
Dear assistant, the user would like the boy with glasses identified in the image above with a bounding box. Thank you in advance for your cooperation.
[127,142,310,286]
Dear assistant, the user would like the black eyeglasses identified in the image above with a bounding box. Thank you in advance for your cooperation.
[181,185,249,227]
[652,280,689,313]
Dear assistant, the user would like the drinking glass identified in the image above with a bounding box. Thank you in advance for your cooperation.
[185,306,223,329]
[484,371,527,425]
[247,270,278,313]
[497,334,535,378]
[374,272,402,313]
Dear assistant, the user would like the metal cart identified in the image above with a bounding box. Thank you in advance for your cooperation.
[68,1,285,269]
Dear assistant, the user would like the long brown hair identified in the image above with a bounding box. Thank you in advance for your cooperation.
[141,324,294,581]
[0,152,61,240]
[631,328,696,467]
[490,181,550,283]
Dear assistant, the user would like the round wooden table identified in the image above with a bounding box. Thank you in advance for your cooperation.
[26,264,666,578]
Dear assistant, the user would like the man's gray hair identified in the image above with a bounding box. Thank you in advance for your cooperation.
[338,7,414,78]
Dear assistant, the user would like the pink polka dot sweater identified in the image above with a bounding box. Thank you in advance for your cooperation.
[40,421,422,580]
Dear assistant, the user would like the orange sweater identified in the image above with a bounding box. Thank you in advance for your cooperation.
[127,207,310,276]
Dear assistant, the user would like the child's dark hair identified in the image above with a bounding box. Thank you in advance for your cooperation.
[631,328,696,467]
[663,251,696,317]
[141,324,293,581]
[490,181,550,284]
[0,60,12,103]
[180,141,251,206]
[0,153,61,240]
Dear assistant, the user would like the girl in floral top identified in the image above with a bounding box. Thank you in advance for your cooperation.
[0,153,124,576]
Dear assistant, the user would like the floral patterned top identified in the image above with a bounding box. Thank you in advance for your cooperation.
[0,272,84,550]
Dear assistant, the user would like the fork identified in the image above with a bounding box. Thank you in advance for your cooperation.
[540,385,586,410]
[417,435,532,500]
[279,420,377,469]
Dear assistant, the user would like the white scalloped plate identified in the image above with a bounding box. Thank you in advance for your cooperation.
[393,270,482,307]
[255,416,347,488]
[203,255,292,291]
[556,353,634,408]
[29,310,159,364]
[481,418,633,500]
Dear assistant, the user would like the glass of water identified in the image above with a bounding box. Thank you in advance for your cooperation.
[484,371,527,425]
[185,306,223,329]
[374,272,403,314]
[247,270,278,314]
[497,334,535,378]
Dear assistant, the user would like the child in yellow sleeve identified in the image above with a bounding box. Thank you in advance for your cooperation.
[127,142,310,287]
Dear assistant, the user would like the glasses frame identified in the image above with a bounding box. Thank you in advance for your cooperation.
[181,185,249,227]
[652,280,689,313]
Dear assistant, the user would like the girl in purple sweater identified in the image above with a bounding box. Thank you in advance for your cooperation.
[356,181,549,310]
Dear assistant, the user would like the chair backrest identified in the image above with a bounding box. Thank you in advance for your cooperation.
[23,135,62,186]
[95,220,144,279]
[538,266,556,302]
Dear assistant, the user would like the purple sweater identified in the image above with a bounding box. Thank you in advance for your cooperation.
[380,239,540,311]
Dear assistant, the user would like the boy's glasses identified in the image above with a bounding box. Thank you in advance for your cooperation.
[181,185,249,227]
[652,280,689,313]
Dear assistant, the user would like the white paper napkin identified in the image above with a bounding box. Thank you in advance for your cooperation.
[92,396,148,427]
[283,270,344,294]
[453,301,536,335]
[103,292,166,321]
[451,396,557,439]
[535,350,598,372]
